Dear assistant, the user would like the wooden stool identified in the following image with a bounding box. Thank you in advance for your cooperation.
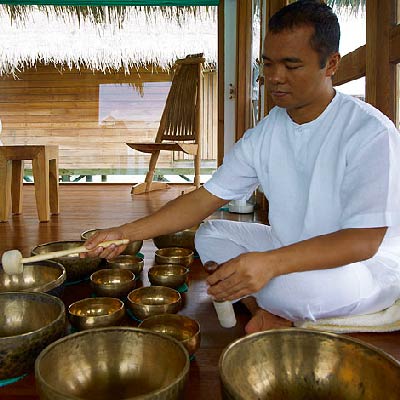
[0,145,59,222]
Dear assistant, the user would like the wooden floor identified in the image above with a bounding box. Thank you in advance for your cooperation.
[1,184,400,399]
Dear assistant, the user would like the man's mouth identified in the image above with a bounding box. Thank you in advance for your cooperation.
[271,91,289,98]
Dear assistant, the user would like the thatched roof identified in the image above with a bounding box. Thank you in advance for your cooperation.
[0,5,217,75]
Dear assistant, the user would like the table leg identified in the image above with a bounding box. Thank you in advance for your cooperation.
[11,160,24,214]
[32,149,50,222]
[0,155,11,222]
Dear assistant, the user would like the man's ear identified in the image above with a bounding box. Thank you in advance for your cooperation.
[325,52,341,77]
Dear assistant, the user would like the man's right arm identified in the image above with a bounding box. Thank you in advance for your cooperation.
[84,187,227,259]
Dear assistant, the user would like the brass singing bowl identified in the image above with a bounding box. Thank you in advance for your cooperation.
[139,314,200,356]
[81,229,143,256]
[0,292,65,380]
[68,297,125,331]
[152,225,200,251]
[35,327,189,400]
[107,255,144,275]
[31,241,102,282]
[148,264,189,289]
[155,247,194,267]
[127,286,182,321]
[90,269,136,298]
[219,328,400,400]
[0,260,66,297]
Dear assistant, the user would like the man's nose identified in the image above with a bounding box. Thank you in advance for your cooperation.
[265,65,286,84]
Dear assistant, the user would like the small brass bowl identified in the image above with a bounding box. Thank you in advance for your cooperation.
[148,264,189,289]
[153,225,200,251]
[90,269,136,298]
[0,292,65,380]
[155,247,194,267]
[35,327,189,400]
[139,314,200,356]
[219,328,400,400]
[0,260,66,297]
[106,255,144,275]
[31,241,102,282]
[68,298,125,331]
[81,229,143,256]
[127,286,182,321]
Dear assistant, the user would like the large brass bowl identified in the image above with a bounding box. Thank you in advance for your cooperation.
[81,229,143,256]
[219,328,400,400]
[90,268,136,298]
[68,297,125,330]
[127,286,182,321]
[107,255,144,275]
[0,292,65,380]
[148,264,189,289]
[139,314,200,356]
[155,248,194,267]
[152,225,200,251]
[31,241,102,282]
[0,260,66,297]
[35,327,189,400]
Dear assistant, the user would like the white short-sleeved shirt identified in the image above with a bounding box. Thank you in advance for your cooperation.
[204,92,400,247]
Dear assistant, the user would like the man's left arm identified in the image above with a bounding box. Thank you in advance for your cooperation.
[206,227,387,301]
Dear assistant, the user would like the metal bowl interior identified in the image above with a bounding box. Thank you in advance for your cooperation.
[35,327,189,400]
[139,314,200,356]
[148,264,189,289]
[0,292,66,380]
[31,241,102,282]
[81,229,143,256]
[90,269,136,298]
[68,297,125,331]
[127,286,182,321]
[106,255,144,275]
[155,247,194,267]
[219,328,400,400]
[0,260,66,296]
[152,225,200,251]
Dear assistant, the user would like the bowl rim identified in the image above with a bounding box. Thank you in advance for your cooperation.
[0,260,66,293]
[127,285,182,305]
[90,268,136,284]
[219,327,400,395]
[35,326,190,400]
[0,291,65,340]
[68,297,125,318]
[138,314,200,337]
[148,264,189,276]
[155,247,194,258]
[31,240,86,257]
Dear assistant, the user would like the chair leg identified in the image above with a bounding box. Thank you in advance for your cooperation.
[49,158,59,215]
[32,149,50,222]
[145,150,161,191]
[194,153,201,189]
[11,160,24,214]
[0,156,12,222]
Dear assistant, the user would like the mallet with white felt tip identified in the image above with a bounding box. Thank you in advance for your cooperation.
[1,239,129,276]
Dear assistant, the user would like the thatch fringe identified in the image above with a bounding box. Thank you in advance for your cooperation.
[0,5,217,76]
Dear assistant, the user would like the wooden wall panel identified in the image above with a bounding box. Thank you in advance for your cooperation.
[0,64,217,175]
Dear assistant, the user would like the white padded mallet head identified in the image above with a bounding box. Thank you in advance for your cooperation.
[1,249,23,275]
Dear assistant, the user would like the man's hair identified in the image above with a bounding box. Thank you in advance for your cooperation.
[269,0,340,68]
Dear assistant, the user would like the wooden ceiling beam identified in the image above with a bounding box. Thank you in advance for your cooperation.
[333,45,366,87]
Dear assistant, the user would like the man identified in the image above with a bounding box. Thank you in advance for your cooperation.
[84,1,400,334]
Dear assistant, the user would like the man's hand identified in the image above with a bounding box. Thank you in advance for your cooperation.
[81,227,128,260]
[206,252,276,301]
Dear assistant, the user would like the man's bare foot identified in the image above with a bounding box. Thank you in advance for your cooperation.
[245,308,292,334]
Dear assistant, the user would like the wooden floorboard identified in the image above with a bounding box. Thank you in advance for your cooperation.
[0,184,399,399]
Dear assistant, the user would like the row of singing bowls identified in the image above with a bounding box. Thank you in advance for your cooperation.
[139,314,200,356]
[31,241,102,282]
[81,229,143,256]
[68,297,125,331]
[91,268,136,298]
[0,292,65,380]
[219,329,400,400]
[152,225,199,251]
[35,327,189,400]
[148,264,189,289]
[155,248,194,267]
[127,286,182,321]
[0,260,66,297]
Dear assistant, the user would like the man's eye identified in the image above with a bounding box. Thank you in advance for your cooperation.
[286,65,301,70]
[263,63,272,68]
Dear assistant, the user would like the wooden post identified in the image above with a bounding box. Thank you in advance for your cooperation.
[217,0,225,166]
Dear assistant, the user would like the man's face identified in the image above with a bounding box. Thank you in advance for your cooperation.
[263,25,337,117]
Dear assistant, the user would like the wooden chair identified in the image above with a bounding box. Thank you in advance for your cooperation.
[126,54,205,194]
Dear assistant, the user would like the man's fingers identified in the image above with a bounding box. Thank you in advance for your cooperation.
[206,264,236,286]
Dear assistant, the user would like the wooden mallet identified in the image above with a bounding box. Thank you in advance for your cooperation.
[1,239,129,275]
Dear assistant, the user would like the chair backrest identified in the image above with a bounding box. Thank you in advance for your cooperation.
[155,54,205,144]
